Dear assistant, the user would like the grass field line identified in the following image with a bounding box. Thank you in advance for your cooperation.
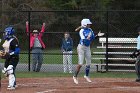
[2,83,50,86]
[112,86,140,89]
[2,80,138,86]
[1,80,134,85]
[36,89,57,93]
[112,86,140,92]
[100,80,135,83]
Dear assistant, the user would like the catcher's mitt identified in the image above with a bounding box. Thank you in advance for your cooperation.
[0,51,9,59]
[0,50,6,56]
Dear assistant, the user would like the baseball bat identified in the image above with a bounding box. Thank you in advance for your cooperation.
[75,26,82,31]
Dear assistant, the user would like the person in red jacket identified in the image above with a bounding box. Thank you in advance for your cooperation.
[26,21,46,72]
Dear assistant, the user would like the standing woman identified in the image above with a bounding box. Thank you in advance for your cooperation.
[1,27,20,90]
[73,19,104,84]
[61,32,73,73]
[26,21,46,72]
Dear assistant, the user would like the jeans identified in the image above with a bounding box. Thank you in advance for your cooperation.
[32,48,43,72]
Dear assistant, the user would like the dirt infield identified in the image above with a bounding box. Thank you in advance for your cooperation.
[1,77,140,93]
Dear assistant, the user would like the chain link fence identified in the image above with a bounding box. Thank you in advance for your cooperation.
[0,10,140,73]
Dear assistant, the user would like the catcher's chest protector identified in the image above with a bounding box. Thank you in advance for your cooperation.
[2,38,14,53]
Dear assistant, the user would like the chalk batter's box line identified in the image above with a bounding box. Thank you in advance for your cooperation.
[36,89,57,93]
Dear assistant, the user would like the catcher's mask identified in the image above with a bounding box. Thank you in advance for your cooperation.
[3,27,15,40]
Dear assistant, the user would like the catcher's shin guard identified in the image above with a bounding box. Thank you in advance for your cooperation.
[7,65,15,87]
[9,74,15,87]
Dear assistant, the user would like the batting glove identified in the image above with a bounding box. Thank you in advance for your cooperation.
[97,31,105,37]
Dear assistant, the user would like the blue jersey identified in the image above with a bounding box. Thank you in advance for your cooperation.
[137,35,140,50]
[61,37,73,51]
[79,28,95,46]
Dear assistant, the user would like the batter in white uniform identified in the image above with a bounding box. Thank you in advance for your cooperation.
[73,18,104,84]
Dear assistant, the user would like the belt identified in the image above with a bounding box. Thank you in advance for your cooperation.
[33,47,42,49]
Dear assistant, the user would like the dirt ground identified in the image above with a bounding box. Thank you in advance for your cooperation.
[1,77,140,93]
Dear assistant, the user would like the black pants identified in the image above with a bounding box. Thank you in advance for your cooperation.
[4,56,19,71]
[136,55,140,79]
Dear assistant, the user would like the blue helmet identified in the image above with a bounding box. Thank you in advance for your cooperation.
[3,27,15,40]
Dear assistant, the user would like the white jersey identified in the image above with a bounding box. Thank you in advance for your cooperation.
[2,38,14,53]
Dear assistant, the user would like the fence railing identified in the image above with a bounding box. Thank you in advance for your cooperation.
[0,10,139,72]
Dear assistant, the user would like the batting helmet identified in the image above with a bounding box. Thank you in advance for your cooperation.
[81,19,92,27]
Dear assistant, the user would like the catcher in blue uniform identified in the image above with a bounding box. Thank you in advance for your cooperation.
[1,27,20,90]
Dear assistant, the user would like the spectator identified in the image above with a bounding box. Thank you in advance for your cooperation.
[61,32,73,73]
[26,21,46,72]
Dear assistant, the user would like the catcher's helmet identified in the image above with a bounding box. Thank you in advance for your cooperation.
[81,19,92,28]
[3,27,15,40]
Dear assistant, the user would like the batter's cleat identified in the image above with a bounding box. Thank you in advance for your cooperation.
[8,85,18,88]
[7,86,15,90]
[73,76,78,84]
[84,75,92,83]
[135,78,140,82]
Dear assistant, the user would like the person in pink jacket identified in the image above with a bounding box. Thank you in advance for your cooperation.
[26,21,46,72]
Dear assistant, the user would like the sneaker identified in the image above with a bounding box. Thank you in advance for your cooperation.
[84,75,92,83]
[69,71,73,73]
[135,78,140,82]
[7,86,15,90]
[73,76,78,84]
[64,70,67,73]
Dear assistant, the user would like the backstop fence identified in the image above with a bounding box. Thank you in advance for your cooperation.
[0,10,139,72]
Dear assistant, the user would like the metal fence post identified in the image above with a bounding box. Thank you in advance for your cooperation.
[28,11,31,71]
[106,10,109,72]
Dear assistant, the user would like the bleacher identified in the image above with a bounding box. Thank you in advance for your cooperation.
[92,37,137,72]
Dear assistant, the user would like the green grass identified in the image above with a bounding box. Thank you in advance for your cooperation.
[9,72,136,78]
[0,48,104,64]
